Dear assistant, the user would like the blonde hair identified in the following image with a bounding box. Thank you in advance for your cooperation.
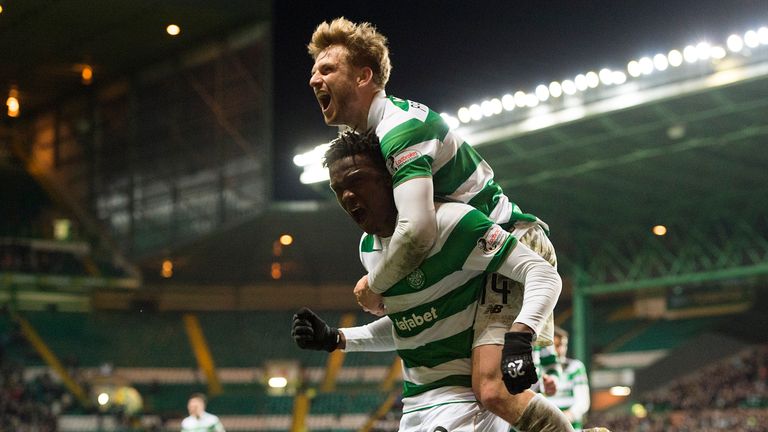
[308,17,391,88]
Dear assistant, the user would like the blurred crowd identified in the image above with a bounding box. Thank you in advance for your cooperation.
[587,344,768,432]
[0,242,87,276]
[1,330,71,432]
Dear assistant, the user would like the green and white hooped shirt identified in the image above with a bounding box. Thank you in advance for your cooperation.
[359,202,518,412]
[366,91,539,229]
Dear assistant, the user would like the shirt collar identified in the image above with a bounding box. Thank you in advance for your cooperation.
[366,89,387,130]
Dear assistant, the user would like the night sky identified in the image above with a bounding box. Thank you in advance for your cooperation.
[272,0,767,200]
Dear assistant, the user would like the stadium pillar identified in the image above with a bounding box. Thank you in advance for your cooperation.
[572,267,591,373]
[290,390,310,432]
[13,312,90,407]
[182,314,222,396]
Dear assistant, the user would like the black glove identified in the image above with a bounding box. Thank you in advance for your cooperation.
[500,332,537,394]
[291,307,340,352]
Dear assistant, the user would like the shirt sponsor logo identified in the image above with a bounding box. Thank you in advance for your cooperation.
[477,225,508,255]
[406,268,426,289]
[394,307,438,332]
[386,149,422,174]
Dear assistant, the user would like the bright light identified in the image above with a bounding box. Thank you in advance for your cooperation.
[759,27,768,45]
[598,68,614,85]
[535,84,550,101]
[501,94,515,111]
[166,24,181,36]
[653,53,668,71]
[695,42,711,60]
[632,403,648,418]
[610,386,631,396]
[279,234,294,246]
[585,71,599,88]
[612,71,627,85]
[268,376,288,388]
[97,393,110,406]
[710,45,726,60]
[683,45,698,63]
[299,165,329,184]
[271,262,282,280]
[744,30,760,48]
[561,80,576,95]
[81,65,93,85]
[524,93,539,108]
[293,143,331,167]
[652,225,667,236]
[574,74,588,91]
[457,107,472,123]
[490,98,503,114]
[6,96,19,117]
[727,34,744,52]
[513,91,527,107]
[469,103,483,120]
[0,5,3,14]
[481,100,495,117]
[639,57,654,75]
[667,49,683,67]
[627,60,642,77]
[161,259,173,278]
[440,112,460,129]
[548,81,562,98]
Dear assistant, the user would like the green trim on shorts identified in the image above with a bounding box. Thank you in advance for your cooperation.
[402,399,477,414]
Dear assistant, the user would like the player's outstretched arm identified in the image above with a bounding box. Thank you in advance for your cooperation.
[291,307,341,352]
[291,307,396,352]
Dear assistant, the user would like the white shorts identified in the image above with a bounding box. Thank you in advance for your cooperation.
[473,223,557,348]
[400,400,510,432]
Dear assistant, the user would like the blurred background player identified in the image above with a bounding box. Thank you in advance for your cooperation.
[547,327,591,430]
[181,393,225,432]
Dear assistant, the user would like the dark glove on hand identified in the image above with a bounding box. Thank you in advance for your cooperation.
[291,307,340,352]
[501,331,537,394]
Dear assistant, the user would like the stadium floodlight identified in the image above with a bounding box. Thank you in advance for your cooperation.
[469,103,483,120]
[513,91,527,107]
[612,71,627,85]
[627,60,642,77]
[524,93,539,107]
[653,53,668,71]
[548,81,563,98]
[598,68,614,85]
[561,79,577,95]
[458,107,472,123]
[585,71,600,88]
[744,30,760,48]
[490,98,503,114]
[758,27,768,45]
[638,57,654,75]
[683,45,698,63]
[440,112,460,130]
[574,74,588,91]
[293,143,330,168]
[667,49,683,67]
[98,393,110,406]
[710,45,726,60]
[695,42,711,60]
[535,84,550,101]
[481,100,495,117]
[501,94,515,111]
[727,34,744,52]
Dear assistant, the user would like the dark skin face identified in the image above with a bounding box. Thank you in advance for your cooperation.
[328,153,397,237]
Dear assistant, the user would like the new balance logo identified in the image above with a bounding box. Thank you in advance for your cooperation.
[394,308,438,332]
[485,304,503,314]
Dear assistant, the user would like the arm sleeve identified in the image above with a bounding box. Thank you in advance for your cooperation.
[497,241,562,336]
[568,380,591,420]
[367,177,436,293]
[340,316,396,352]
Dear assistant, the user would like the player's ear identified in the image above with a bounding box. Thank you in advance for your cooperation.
[356,66,374,87]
